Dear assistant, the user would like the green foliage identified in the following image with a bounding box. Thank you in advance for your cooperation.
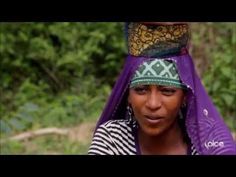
[191,23,236,130]
[0,140,25,154]
[1,77,109,135]
[0,136,90,154]
[0,22,123,136]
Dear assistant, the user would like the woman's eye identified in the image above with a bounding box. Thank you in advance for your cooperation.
[133,86,148,94]
[161,88,176,96]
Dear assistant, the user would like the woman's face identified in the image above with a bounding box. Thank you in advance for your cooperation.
[128,85,185,136]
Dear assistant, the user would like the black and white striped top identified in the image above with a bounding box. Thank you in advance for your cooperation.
[88,119,199,155]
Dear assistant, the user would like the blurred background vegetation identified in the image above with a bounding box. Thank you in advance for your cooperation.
[0,22,235,154]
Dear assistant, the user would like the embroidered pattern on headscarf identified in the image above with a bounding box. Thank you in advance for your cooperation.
[130,59,186,89]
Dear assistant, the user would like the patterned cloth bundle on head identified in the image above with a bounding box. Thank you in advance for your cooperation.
[91,22,236,155]
[126,22,189,57]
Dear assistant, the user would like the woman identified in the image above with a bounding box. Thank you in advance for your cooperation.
[88,22,236,155]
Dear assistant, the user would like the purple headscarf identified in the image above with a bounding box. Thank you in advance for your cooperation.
[95,23,236,155]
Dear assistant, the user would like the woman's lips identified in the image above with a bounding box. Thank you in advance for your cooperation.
[144,115,164,124]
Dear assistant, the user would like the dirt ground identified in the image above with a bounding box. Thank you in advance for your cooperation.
[68,121,96,144]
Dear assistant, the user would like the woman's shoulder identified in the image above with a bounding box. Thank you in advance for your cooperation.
[90,119,137,155]
[99,119,133,131]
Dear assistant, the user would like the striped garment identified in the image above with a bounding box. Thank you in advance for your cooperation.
[88,119,199,155]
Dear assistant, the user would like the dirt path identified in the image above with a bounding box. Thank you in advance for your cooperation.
[68,121,96,144]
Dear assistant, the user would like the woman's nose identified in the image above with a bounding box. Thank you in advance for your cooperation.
[145,90,162,110]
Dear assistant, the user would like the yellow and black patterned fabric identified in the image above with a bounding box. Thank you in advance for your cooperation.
[127,23,189,57]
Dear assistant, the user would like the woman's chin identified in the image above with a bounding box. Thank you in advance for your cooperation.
[141,126,165,137]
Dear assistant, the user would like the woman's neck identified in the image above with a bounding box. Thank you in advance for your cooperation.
[138,120,188,155]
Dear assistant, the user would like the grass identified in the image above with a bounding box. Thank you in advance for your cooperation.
[0,117,97,155]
